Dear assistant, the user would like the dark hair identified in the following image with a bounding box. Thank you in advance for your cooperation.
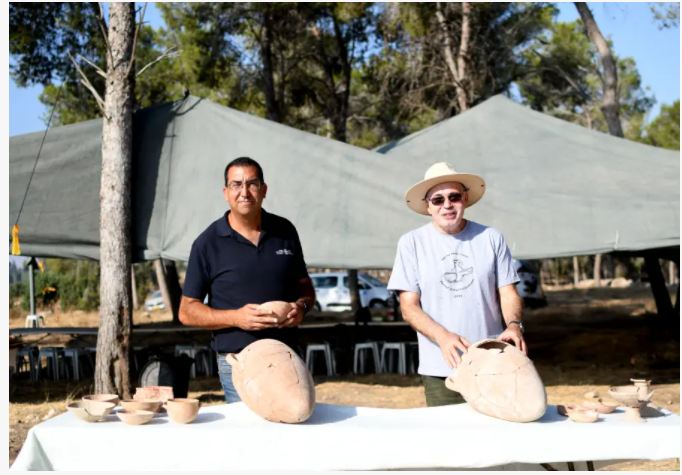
[224,157,264,186]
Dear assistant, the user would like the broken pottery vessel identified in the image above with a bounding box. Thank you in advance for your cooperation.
[226,339,315,423]
[568,409,599,423]
[134,386,174,403]
[257,301,293,324]
[445,339,546,422]
[121,399,162,413]
[609,382,655,424]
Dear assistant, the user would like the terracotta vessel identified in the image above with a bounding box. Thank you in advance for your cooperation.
[445,339,546,422]
[165,398,200,424]
[134,386,174,403]
[581,399,619,414]
[117,409,155,425]
[83,394,120,406]
[257,301,293,324]
[226,339,315,423]
[630,379,651,399]
[121,399,162,413]
[67,401,115,422]
[568,409,599,423]
[623,407,647,423]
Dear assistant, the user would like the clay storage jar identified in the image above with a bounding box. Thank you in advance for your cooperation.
[226,339,315,423]
[445,339,547,422]
[165,398,200,424]
[256,301,293,324]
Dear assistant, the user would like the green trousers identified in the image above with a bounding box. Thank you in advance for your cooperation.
[421,375,466,407]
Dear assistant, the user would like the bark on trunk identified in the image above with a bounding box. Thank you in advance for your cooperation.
[593,254,602,287]
[347,269,361,313]
[96,2,136,398]
[573,256,580,286]
[574,2,624,138]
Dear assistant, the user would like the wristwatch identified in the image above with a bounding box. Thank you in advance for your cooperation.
[508,320,524,334]
[296,299,309,314]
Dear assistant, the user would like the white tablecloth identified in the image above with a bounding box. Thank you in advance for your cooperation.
[11,403,680,471]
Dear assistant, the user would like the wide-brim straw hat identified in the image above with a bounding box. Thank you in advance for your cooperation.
[405,162,486,215]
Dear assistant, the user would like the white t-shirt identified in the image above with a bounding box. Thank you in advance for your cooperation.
[388,220,519,377]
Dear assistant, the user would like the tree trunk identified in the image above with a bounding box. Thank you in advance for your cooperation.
[436,2,471,113]
[593,254,602,287]
[96,2,135,399]
[644,256,674,317]
[347,269,361,313]
[260,5,282,123]
[131,264,139,310]
[574,2,624,138]
[669,261,676,285]
[573,256,580,286]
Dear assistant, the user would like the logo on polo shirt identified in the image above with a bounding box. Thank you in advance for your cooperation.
[440,252,475,294]
[276,249,293,256]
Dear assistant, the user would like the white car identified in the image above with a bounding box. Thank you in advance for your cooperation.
[144,290,165,312]
[513,260,547,309]
[311,273,394,312]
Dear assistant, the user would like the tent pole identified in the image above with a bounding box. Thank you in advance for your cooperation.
[28,257,36,316]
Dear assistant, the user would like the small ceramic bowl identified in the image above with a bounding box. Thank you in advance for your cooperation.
[568,409,599,423]
[83,394,120,406]
[117,409,155,425]
[165,398,200,424]
[121,399,162,413]
[582,400,619,414]
[67,401,116,422]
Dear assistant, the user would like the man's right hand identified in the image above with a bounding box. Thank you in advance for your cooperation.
[436,331,472,369]
[232,304,279,331]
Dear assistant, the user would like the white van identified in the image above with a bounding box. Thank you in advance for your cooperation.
[310,272,393,312]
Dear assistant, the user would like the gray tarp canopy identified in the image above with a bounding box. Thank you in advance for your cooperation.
[10,94,679,268]
[377,95,680,260]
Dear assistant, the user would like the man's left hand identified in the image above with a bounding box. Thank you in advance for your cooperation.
[279,301,305,328]
[496,325,527,355]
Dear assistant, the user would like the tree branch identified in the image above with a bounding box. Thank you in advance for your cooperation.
[77,54,107,78]
[68,51,108,119]
[94,2,114,65]
[135,46,179,78]
[126,2,148,77]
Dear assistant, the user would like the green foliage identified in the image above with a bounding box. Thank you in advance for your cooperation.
[517,20,655,138]
[641,100,680,150]
[650,2,680,29]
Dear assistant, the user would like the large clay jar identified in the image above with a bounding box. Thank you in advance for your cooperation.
[445,339,547,422]
[226,339,315,423]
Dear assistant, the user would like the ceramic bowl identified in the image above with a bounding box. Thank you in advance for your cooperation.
[67,401,116,422]
[134,386,174,403]
[83,394,120,406]
[256,301,293,324]
[121,399,162,413]
[581,400,619,414]
[165,398,200,424]
[117,409,155,425]
[568,409,599,423]
[608,386,640,407]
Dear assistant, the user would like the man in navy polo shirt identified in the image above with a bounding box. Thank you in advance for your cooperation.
[179,157,316,403]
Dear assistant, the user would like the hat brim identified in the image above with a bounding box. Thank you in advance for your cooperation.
[405,173,486,215]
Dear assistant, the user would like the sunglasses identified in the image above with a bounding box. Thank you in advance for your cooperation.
[425,192,465,207]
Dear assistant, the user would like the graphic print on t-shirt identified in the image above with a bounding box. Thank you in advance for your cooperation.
[440,252,475,294]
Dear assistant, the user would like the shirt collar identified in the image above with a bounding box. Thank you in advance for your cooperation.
[217,209,269,238]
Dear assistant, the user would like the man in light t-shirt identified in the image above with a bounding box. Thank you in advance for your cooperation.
[388,162,526,407]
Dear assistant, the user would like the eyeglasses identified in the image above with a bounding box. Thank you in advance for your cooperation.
[227,180,263,192]
[424,192,465,207]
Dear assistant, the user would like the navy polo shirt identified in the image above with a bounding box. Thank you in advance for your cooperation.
[183,209,308,353]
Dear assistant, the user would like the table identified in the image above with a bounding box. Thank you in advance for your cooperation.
[11,403,680,471]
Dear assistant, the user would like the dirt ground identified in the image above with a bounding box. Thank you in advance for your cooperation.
[9,286,680,470]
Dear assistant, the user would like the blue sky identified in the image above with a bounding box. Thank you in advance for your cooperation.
[9,2,681,137]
